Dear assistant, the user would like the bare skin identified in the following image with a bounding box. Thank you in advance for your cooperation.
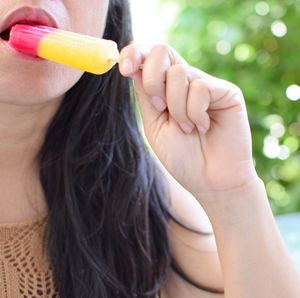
[0,1,299,297]
[0,100,60,222]
[0,0,108,223]
[119,43,300,297]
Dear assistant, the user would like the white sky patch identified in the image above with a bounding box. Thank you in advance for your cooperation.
[130,0,179,44]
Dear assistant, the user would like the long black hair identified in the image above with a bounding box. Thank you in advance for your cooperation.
[38,0,223,297]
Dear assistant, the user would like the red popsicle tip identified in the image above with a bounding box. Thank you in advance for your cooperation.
[8,24,52,57]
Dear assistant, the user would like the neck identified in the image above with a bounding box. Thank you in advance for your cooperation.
[0,99,62,223]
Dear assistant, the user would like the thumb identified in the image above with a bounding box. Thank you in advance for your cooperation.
[131,71,166,135]
[119,44,165,134]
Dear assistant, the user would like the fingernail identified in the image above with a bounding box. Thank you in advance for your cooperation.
[152,96,167,112]
[197,125,207,135]
[179,122,194,134]
[121,58,133,75]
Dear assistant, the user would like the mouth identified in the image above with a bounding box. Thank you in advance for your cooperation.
[0,21,46,41]
[0,7,58,42]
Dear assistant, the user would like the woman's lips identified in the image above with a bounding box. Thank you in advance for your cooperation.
[0,7,58,61]
[0,7,58,41]
[0,29,43,62]
[0,22,45,41]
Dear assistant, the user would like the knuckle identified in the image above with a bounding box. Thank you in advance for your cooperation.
[227,81,241,92]
[120,43,135,56]
[222,80,243,97]
[152,43,169,55]
[233,85,244,98]
[167,64,187,78]
[189,79,208,93]
[227,82,245,106]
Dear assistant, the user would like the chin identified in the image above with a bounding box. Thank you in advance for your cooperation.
[0,62,84,105]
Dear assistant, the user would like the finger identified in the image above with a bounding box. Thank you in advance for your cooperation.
[131,44,188,117]
[196,78,245,111]
[142,44,188,101]
[166,64,195,133]
[118,44,164,126]
[186,79,211,134]
[130,45,186,138]
[119,45,168,133]
[187,78,246,135]
[132,72,168,141]
[188,65,213,80]
[118,43,150,76]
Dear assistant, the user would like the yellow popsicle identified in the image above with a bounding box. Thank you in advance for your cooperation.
[9,24,120,75]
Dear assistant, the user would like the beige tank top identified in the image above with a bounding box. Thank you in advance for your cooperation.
[0,214,59,297]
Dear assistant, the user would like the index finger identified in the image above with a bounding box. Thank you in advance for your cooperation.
[141,44,189,98]
[118,43,150,76]
[119,43,188,77]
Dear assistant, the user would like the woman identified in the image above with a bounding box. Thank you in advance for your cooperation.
[0,0,299,297]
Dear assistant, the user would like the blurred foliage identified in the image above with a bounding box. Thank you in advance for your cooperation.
[160,0,300,215]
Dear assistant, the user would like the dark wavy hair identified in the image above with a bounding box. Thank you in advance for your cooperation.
[37,0,223,297]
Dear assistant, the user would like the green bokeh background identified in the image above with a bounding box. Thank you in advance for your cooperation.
[160,0,300,215]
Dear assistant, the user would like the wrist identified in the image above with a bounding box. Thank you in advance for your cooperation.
[197,177,300,298]
[195,176,270,228]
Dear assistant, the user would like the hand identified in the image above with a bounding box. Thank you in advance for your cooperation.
[119,44,258,199]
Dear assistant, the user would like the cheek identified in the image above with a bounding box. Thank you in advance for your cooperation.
[0,0,110,105]
[68,0,109,38]
[31,66,84,102]
[0,62,84,105]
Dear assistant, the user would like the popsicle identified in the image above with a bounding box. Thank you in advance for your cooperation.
[8,24,120,75]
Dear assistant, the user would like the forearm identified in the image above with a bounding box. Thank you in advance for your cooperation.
[198,178,300,298]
